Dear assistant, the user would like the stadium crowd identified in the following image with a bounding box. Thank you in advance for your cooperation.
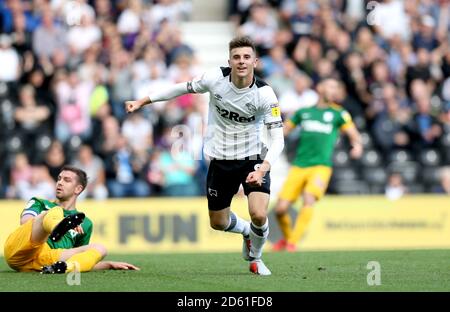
[0,0,449,200]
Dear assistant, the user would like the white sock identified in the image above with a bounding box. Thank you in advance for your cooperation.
[249,218,269,259]
[224,211,250,236]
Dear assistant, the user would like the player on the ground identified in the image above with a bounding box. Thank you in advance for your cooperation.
[125,36,284,275]
[273,78,363,252]
[4,165,139,273]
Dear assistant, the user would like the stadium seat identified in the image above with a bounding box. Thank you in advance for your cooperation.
[353,115,366,130]
[331,167,360,181]
[333,180,370,194]
[369,184,385,194]
[360,132,373,148]
[36,134,52,152]
[332,149,350,167]
[422,166,442,185]
[418,149,442,167]
[0,82,9,98]
[440,132,450,147]
[406,183,425,194]
[387,161,420,184]
[362,167,387,185]
[360,149,382,167]
[442,147,450,164]
[6,135,23,153]
[65,135,83,157]
[388,149,414,163]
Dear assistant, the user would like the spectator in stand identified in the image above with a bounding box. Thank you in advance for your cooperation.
[106,135,150,198]
[407,79,443,152]
[44,140,66,182]
[54,69,93,144]
[32,8,66,59]
[432,167,450,194]
[6,152,33,199]
[279,73,318,118]
[372,84,412,154]
[121,111,153,154]
[14,84,52,162]
[73,144,108,200]
[15,165,55,200]
[385,172,407,200]
[238,2,278,56]
[0,34,20,83]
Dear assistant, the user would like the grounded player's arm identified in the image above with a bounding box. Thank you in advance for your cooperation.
[125,82,193,113]
[93,261,140,271]
[343,126,363,159]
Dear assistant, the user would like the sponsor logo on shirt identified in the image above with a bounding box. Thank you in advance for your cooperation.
[215,105,255,123]
[302,120,333,134]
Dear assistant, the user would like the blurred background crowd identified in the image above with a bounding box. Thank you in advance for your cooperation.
[0,0,449,201]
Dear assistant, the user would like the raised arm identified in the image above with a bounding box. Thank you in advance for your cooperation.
[125,82,191,113]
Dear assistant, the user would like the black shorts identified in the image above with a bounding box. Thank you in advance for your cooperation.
[206,156,271,211]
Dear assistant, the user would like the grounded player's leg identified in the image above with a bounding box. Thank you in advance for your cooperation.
[30,211,54,244]
[287,192,316,249]
[247,192,271,275]
[42,207,64,235]
[42,243,107,273]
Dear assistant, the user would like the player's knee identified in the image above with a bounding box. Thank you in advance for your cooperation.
[275,200,290,215]
[249,211,267,225]
[209,219,228,231]
[90,243,107,258]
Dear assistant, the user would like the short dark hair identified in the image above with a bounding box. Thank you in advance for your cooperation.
[229,36,256,53]
[61,165,88,191]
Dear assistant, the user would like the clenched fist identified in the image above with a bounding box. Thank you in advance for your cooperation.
[125,100,143,113]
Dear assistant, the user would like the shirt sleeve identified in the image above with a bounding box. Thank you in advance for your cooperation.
[337,109,354,131]
[289,109,303,126]
[261,86,283,129]
[189,68,220,94]
[21,198,44,218]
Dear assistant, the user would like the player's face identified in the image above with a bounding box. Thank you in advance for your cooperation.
[56,170,83,200]
[320,79,340,103]
[228,47,257,79]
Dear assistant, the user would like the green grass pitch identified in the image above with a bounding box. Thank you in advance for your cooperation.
[1,249,449,292]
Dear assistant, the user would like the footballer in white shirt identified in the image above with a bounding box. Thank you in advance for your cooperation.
[125,36,284,276]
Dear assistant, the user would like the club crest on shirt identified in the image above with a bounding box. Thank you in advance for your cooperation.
[323,111,334,122]
[245,103,257,113]
[214,93,223,101]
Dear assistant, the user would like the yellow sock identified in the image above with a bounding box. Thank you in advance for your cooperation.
[66,249,103,273]
[42,207,64,233]
[288,206,313,245]
[276,213,292,240]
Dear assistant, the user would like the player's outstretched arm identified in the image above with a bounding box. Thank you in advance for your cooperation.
[93,261,140,271]
[343,126,363,159]
[125,82,193,113]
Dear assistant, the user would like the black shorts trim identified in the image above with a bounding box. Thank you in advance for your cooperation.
[206,157,271,211]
